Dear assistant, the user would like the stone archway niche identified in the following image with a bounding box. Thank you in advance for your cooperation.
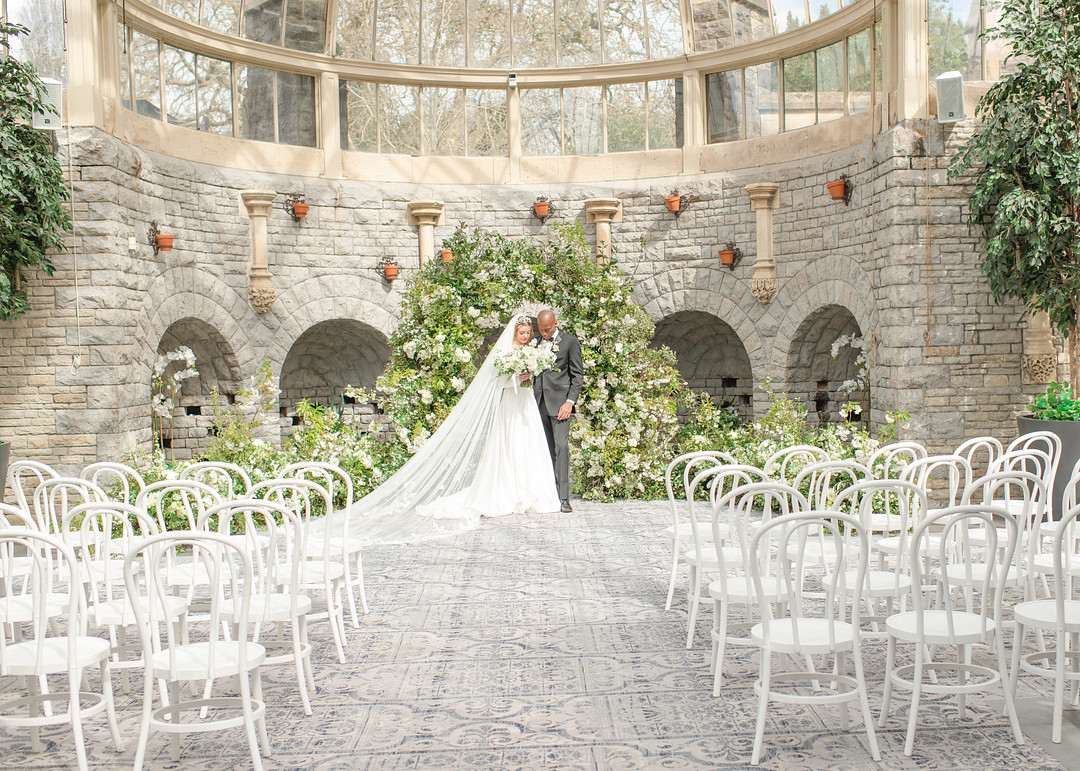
[785,304,865,427]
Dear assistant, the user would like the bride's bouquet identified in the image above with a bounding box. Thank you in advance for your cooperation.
[493,342,556,389]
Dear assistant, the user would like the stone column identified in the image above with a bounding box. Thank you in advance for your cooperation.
[240,190,277,313]
[406,200,445,269]
[584,198,623,263]
[1022,311,1059,384]
[744,183,780,304]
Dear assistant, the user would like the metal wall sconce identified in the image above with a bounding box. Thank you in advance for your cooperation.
[664,191,696,219]
[533,196,555,224]
[826,175,853,205]
[377,255,400,281]
[284,194,309,221]
[148,221,174,254]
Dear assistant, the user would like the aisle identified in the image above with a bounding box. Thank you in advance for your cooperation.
[0,501,1070,769]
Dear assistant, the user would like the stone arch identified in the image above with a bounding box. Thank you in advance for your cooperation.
[154,318,243,459]
[279,319,391,435]
[652,311,755,420]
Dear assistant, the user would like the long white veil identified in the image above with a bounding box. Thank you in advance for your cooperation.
[318,315,524,545]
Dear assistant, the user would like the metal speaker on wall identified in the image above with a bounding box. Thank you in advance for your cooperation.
[32,77,63,130]
[935,71,965,123]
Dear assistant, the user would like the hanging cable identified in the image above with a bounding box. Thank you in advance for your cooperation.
[62,4,81,372]
[923,0,933,344]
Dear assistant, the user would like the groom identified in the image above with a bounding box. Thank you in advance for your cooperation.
[533,310,584,513]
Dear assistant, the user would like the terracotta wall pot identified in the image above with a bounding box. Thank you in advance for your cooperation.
[718,249,736,266]
[441,248,453,263]
[292,202,309,218]
[826,179,847,200]
[664,195,681,212]
[155,234,174,251]
[533,201,549,218]
[1017,415,1080,519]
[382,265,399,280]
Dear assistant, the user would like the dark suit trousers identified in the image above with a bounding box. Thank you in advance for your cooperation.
[539,394,571,501]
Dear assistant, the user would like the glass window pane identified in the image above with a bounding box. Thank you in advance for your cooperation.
[118,24,131,110]
[731,0,772,45]
[164,46,197,128]
[284,0,326,52]
[512,0,556,67]
[563,86,602,154]
[466,89,508,155]
[196,55,233,135]
[242,0,284,44]
[468,0,511,67]
[133,32,162,120]
[8,0,67,81]
[771,0,806,33]
[336,0,375,58]
[602,0,647,63]
[783,51,815,130]
[423,87,465,155]
[647,79,678,149]
[521,88,561,155]
[277,72,316,146]
[874,22,883,95]
[423,0,466,65]
[606,83,646,152]
[165,0,199,23]
[379,84,420,154]
[808,0,836,24]
[930,0,982,80]
[557,0,601,66]
[238,64,276,142]
[745,61,778,138]
[376,0,420,63]
[847,29,871,113]
[816,40,843,122]
[340,80,377,151]
[690,0,733,53]
[644,0,683,59]
[706,70,742,142]
[203,0,242,35]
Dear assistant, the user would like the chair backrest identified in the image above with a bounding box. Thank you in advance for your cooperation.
[1007,430,1062,515]
[954,436,1004,480]
[0,501,37,530]
[901,454,972,511]
[749,510,868,654]
[81,462,147,506]
[31,476,108,537]
[791,459,869,511]
[866,441,928,480]
[712,480,810,578]
[0,530,84,676]
[1045,502,1080,630]
[72,502,159,612]
[135,479,224,532]
[762,445,830,484]
[7,460,59,515]
[910,504,1018,641]
[251,478,333,558]
[278,460,356,512]
[180,461,253,499]
[833,479,924,596]
[124,531,256,682]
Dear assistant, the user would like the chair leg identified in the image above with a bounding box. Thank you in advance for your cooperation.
[904,644,924,756]
[665,541,680,611]
[69,669,89,771]
[751,651,772,766]
[353,549,369,616]
[300,616,316,695]
[1008,621,1025,712]
[252,667,272,756]
[852,646,881,761]
[169,681,182,761]
[958,644,968,718]
[343,558,361,629]
[99,660,124,751]
[836,651,850,731]
[995,632,1025,746]
[293,619,313,716]
[711,600,729,697]
[685,565,700,650]
[132,670,154,771]
[1054,628,1067,744]
[238,668,266,771]
[879,636,895,728]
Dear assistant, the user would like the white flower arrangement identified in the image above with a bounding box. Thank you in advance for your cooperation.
[492,342,557,389]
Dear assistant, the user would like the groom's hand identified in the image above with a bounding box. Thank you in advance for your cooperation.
[519,373,531,383]
[557,401,573,420]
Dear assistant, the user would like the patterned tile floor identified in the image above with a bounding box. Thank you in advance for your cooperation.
[2,500,1079,769]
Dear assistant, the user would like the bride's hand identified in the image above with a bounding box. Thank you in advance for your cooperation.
[518,373,531,383]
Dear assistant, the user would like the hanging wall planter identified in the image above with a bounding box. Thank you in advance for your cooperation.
[534,199,549,218]
[156,234,174,251]
[827,175,853,205]
[664,193,681,212]
[718,242,743,270]
[284,193,309,221]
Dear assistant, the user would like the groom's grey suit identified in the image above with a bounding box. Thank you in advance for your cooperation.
[532,330,584,502]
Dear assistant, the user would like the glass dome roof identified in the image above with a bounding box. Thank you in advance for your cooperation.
[149,0,858,67]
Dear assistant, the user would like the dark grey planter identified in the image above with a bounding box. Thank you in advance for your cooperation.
[0,441,8,503]
[1017,415,1080,518]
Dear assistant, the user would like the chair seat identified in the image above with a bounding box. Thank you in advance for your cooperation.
[942,562,1021,586]
[750,618,856,653]
[1030,553,1080,576]
[149,641,266,680]
[2,636,111,676]
[825,569,913,597]
[684,545,743,570]
[0,593,67,624]
[222,593,312,623]
[709,575,784,602]
[886,609,994,644]
[89,595,188,627]
[277,559,346,585]
[1014,599,1080,631]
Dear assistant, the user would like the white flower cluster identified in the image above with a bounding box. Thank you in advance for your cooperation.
[492,342,556,384]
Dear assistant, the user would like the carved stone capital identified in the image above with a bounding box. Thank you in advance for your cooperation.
[584,197,623,223]
[406,200,445,226]
[248,283,277,314]
[240,190,276,218]
[1021,353,1057,384]
[749,277,779,304]
[744,182,779,211]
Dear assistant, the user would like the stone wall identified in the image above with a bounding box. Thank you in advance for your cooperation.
[0,120,1062,481]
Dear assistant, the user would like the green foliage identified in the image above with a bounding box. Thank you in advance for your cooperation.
[929,0,973,78]
[950,0,1080,344]
[0,22,70,320]
[1027,382,1080,421]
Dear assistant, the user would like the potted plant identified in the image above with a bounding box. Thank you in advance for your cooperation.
[377,256,400,281]
[664,190,681,212]
[718,242,742,269]
[292,201,309,218]
[533,196,549,219]
[0,22,72,321]
[156,233,175,251]
[1018,382,1080,516]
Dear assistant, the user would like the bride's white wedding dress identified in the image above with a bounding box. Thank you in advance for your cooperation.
[310,315,560,546]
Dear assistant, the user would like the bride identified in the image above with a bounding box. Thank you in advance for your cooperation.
[321,313,561,545]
